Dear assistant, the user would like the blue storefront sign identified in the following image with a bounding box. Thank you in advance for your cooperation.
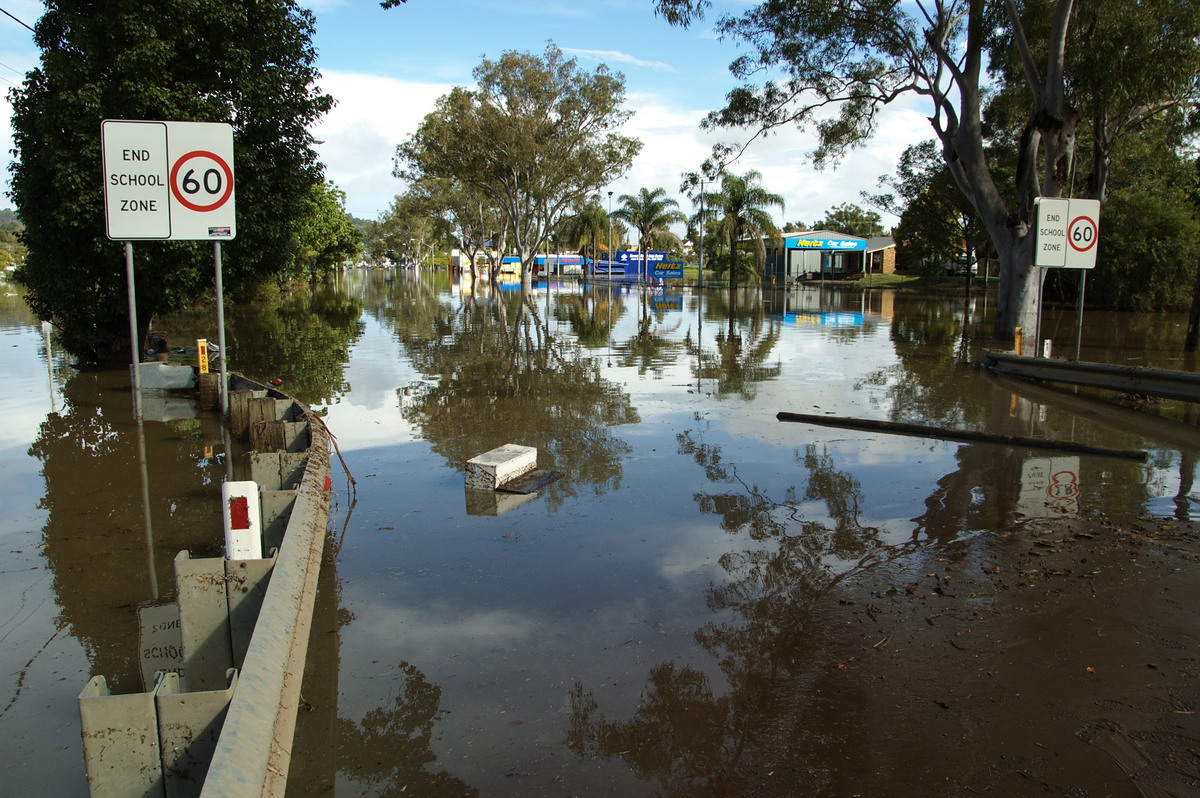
[652,261,684,279]
[617,250,667,264]
[784,236,867,251]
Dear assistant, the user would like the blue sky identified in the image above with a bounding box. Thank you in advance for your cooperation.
[0,0,932,226]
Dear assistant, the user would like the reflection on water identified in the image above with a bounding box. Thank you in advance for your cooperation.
[2,272,1198,796]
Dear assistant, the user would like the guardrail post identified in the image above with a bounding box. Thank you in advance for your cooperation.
[78,674,165,798]
[156,669,238,798]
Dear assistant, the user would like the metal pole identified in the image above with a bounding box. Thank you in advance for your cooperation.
[607,191,613,273]
[698,180,705,290]
[124,240,156,594]
[1035,266,1045,357]
[125,241,144,422]
[214,241,229,415]
[1074,270,1087,361]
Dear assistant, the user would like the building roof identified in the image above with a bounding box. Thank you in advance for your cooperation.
[866,236,896,252]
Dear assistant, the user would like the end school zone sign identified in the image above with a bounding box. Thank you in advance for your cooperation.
[102,119,236,241]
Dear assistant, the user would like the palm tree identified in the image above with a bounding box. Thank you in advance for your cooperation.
[559,197,610,278]
[696,171,784,297]
[612,187,687,283]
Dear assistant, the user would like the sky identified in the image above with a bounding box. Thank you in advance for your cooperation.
[0,0,934,228]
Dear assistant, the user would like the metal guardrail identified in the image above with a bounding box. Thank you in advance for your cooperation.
[983,351,1200,404]
[78,374,332,798]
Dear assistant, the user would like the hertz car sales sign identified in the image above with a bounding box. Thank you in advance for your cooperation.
[102,120,236,241]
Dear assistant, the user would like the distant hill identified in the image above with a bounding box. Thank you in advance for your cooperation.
[0,209,22,233]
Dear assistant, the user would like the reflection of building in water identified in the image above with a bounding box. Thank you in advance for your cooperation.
[763,285,895,328]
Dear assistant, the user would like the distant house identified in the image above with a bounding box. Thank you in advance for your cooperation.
[765,231,896,282]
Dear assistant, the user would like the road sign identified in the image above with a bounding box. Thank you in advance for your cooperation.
[1065,201,1100,268]
[102,120,236,240]
[1034,197,1069,267]
[1034,197,1099,269]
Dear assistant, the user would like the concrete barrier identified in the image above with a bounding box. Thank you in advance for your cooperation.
[78,375,332,798]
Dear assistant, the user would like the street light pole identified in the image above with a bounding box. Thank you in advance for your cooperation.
[698,179,705,290]
[607,191,613,272]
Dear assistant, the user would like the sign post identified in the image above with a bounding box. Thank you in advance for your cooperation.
[102,120,236,414]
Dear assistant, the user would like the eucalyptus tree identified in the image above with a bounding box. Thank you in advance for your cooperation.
[412,177,508,282]
[812,203,885,239]
[612,187,687,282]
[9,0,333,364]
[693,170,784,300]
[654,0,1200,353]
[866,140,989,278]
[292,182,362,281]
[395,44,641,290]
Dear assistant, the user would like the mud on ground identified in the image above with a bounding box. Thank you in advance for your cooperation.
[808,515,1200,798]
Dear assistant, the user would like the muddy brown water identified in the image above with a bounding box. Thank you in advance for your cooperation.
[1,271,1197,796]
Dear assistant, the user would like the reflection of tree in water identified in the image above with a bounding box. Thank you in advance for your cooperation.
[335,661,478,797]
[392,288,638,507]
[567,430,900,795]
[553,286,626,349]
[857,292,978,428]
[224,285,364,405]
[687,293,782,400]
[861,294,1160,535]
[27,370,224,693]
[614,293,685,377]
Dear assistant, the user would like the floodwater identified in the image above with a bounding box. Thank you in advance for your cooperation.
[1,270,1198,796]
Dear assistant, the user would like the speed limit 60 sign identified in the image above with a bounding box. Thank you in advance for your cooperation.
[1034,197,1099,269]
[102,120,236,241]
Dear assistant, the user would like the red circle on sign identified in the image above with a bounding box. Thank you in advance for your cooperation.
[1067,216,1098,253]
[170,150,234,212]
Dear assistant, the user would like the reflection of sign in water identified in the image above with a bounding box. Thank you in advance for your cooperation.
[1018,456,1080,517]
[783,311,864,327]
[138,602,184,688]
[652,261,684,279]
[651,292,683,311]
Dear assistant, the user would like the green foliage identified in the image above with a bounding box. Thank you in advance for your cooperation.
[9,0,333,364]
[868,140,990,275]
[613,187,687,267]
[293,182,362,280]
[558,197,612,263]
[655,0,1200,348]
[812,202,884,238]
[395,44,641,284]
[1084,134,1200,311]
[692,170,784,290]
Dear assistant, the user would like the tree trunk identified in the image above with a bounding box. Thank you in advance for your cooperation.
[993,231,1040,354]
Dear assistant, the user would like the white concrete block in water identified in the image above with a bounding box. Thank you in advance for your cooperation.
[137,362,197,391]
[466,444,537,491]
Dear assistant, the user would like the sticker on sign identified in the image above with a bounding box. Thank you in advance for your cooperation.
[102,120,236,241]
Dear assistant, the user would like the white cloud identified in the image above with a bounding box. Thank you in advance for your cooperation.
[312,70,453,219]
[563,48,676,72]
